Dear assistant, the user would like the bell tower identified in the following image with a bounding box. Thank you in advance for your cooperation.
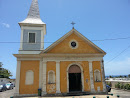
[19,0,46,54]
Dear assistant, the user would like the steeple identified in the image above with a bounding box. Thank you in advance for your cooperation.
[19,0,45,25]
[19,0,46,54]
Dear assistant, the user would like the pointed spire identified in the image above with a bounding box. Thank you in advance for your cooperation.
[27,0,40,19]
[19,0,45,25]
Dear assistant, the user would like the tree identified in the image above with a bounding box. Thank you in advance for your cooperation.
[128,74,130,78]
[0,62,12,78]
[109,75,113,78]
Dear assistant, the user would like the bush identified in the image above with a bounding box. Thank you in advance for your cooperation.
[120,83,124,89]
[124,84,127,90]
[115,83,130,90]
[127,84,130,90]
[117,82,120,88]
[115,84,117,88]
[106,82,112,87]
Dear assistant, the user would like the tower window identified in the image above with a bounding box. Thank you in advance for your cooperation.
[29,33,35,43]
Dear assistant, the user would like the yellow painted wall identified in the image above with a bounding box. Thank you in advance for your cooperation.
[20,61,39,94]
[47,33,100,54]
[92,61,103,91]
[46,61,56,94]
[60,61,91,93]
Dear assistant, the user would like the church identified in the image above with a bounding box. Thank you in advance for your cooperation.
[14,0,107,96]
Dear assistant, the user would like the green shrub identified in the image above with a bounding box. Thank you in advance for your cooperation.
[120,83,124,89]
[123,84,127,90]
[117,82,120,88]
[115,84,117,88]
[127,84,130,90]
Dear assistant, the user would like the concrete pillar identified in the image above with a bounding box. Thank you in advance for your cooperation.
[14,60,21,96]
[101,60,107,92]
[39,61,43,88]
[42,61,47,95]
[89,61,95,92]
[56,61,61,93]
[19,29,23,50]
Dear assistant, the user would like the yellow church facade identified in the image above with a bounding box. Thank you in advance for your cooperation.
[14,0,107,96]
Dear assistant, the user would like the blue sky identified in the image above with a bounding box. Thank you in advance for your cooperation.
[0,0,130,78]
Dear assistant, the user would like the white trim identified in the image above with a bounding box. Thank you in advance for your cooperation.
[19,51,41,54]
[41,29,44,50]
[89,61,95,93]
[42,57,103,62]
[28,32,37,44]
[14,60,21,96]
[22,26,44,30]
[15,53,105,57]
[17,58,42,61]
[100,60,107,92]
[69,40,78,49]
[16,56,103,62]
[42,61,47,95]
[48,70,55,84]
[56,61,61,93]
[39,61,43,88]
[66,63,84,92]
[19,29,23,50]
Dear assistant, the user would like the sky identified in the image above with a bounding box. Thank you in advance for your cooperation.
[0,0,130,79]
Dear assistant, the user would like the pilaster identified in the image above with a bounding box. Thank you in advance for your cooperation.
[42,61,47,95]
[89,61,95,93]
[41,29,44,50]
[14,60,21,96]
[101,60,107,92]
[39,61,43,88]
[19,29,23,50]
[56,61,61,93]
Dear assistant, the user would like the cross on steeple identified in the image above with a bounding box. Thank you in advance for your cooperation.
[71,21,76,29]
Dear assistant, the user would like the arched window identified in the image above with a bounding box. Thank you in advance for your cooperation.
[48,70,55,84]
[25,70,34,85]
[94,70,101,82]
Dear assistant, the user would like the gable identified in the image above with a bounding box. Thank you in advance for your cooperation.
[43,29,106,54]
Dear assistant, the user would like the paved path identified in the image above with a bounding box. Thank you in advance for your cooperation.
[0,88,130,98]
[0,88,14,98]
[109,89,130,98]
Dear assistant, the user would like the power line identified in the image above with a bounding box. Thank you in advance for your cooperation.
[0,36,130,43]
[105,45,130,64]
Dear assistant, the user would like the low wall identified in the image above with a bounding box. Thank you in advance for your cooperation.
[106,80,130,88]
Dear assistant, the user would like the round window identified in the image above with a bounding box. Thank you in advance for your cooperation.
[71,41,77,48]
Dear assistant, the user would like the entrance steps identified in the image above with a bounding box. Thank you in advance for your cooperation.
[65,91,90,96]
[43,92,90,97]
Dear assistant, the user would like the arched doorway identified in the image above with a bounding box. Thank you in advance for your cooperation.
[68,65,82,92]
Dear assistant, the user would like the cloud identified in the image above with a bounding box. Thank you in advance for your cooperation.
[2,23,10,28]
[104,58,130,75]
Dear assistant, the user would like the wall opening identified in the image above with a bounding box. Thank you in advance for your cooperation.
[68,65,82,92]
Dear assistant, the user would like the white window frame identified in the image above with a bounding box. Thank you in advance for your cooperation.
[28,32,37,44]
[69,40,78,49]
